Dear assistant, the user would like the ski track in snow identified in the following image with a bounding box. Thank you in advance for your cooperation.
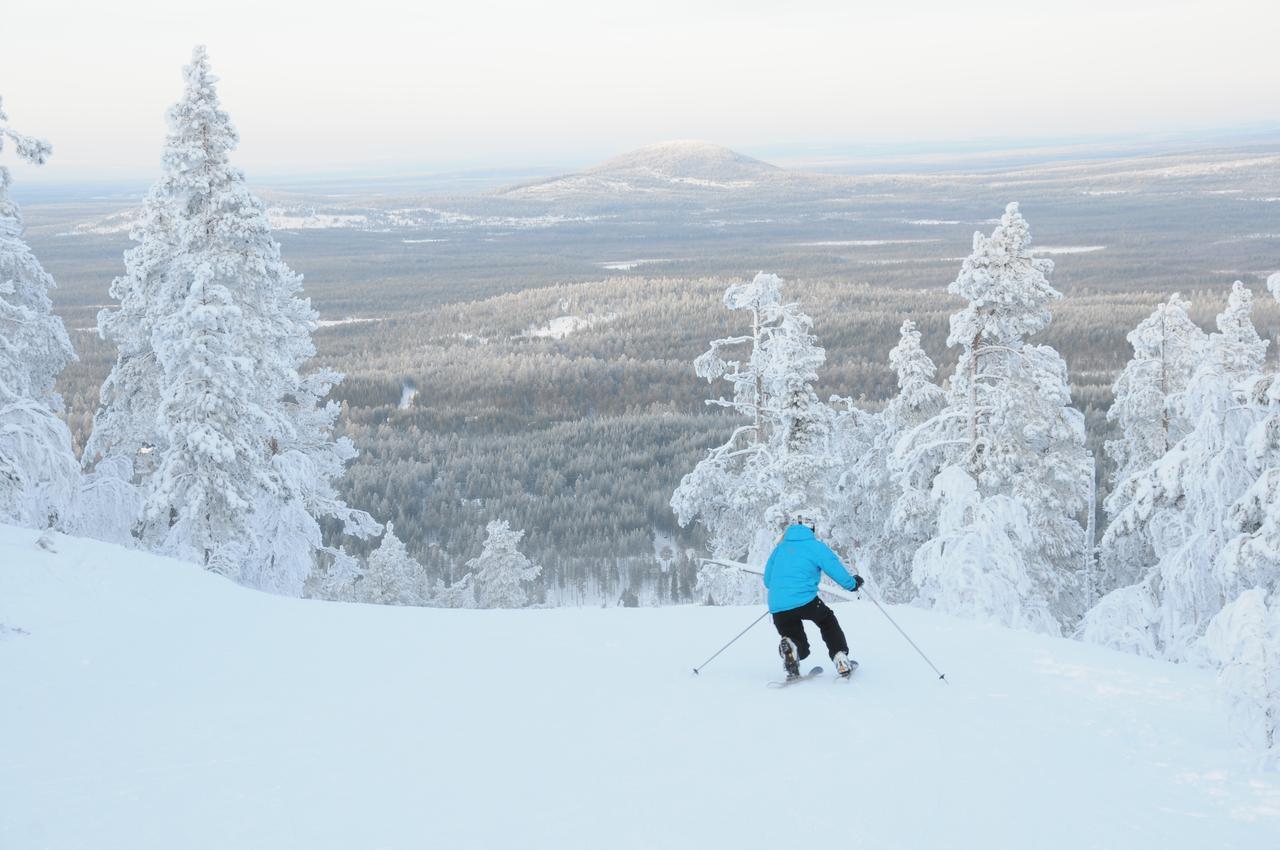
[1,524,1278,850]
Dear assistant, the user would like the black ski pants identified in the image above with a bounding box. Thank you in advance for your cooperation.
[772,597,848,661]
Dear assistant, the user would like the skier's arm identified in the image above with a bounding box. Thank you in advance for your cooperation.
[763,552,774,588]
[815,543,860,592]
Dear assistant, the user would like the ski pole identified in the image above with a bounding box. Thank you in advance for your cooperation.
[863,594,949,684]
[692,609,771,675]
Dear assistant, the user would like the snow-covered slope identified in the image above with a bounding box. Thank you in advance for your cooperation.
[2,524,1278,850]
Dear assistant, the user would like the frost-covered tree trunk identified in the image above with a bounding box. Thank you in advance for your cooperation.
[94,48,375,588]
[0,98,80,529]
[470,520,541,608]
[897,203,1093,634]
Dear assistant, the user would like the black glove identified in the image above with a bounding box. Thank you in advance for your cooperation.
[847,575,864,592]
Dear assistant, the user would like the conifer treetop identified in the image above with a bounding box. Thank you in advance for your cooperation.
[163,46,239,190]
[1211,281,1268,379]
[947,202,1060,348]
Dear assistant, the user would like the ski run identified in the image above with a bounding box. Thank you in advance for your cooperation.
[3,524,1279,850]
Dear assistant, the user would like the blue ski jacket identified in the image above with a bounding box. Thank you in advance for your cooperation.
[763,525,858,613]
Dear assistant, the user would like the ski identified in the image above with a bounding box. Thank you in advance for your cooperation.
[768,665,824,688]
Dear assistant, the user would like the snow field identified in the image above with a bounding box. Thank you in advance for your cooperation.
[2,526,1279,850]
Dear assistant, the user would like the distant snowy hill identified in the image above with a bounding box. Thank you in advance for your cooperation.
[503,140,829,200]
[2,523,1278,850]
[590,140,780,182]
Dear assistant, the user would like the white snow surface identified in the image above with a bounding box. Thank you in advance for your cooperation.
[520,313,617,339]
[1030,245,1107,254]
[2,524,1279,850]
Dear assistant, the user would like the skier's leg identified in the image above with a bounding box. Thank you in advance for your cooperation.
[772,608,812,660]
[806,598,850,660]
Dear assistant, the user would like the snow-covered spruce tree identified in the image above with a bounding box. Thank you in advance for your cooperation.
[0,98,79,529]
[241,369,380,595]
[832,319,945,602]
[469,520,541,608]
[896,203,1093,634]
[1083,284,1268,659]
[1182,277,1280,759]
[359,523,426,605]
[101,48,375,587]
[671,273,849,603]
[1099,294,1207,593]
[1210,278,1280,625]
[83,114,181,484]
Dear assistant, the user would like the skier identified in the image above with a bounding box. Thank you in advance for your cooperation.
[764,516,863,680]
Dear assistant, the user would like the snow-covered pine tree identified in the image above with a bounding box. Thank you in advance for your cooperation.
[99,48,375,587]
[672,272,783,564]
[672,272,851,603]
[833,320,945,601]
[1211,279,1280,634]
[1099,294,1207,593]
[1178,277,1280,760]
[897,203,1093,634]
[758,299,838,532]
[1084,284,1268,659]
[0,98,80,529]
[1212,281,1269,379]
[359,523,426,605]
[470,520,541,608]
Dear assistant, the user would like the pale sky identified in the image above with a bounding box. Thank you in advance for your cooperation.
[4,0,1279,182]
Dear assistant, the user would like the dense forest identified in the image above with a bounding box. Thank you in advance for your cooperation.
[49,269,1280,604]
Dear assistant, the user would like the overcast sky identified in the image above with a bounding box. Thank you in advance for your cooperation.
[4,0,1279,183]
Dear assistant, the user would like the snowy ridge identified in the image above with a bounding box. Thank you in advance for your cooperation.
[586,140,779,181]
[3,524,1278,849]
[503,140,805,199]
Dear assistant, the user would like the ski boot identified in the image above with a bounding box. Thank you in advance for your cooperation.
[834,651,856,679]
[779,637,801,681]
